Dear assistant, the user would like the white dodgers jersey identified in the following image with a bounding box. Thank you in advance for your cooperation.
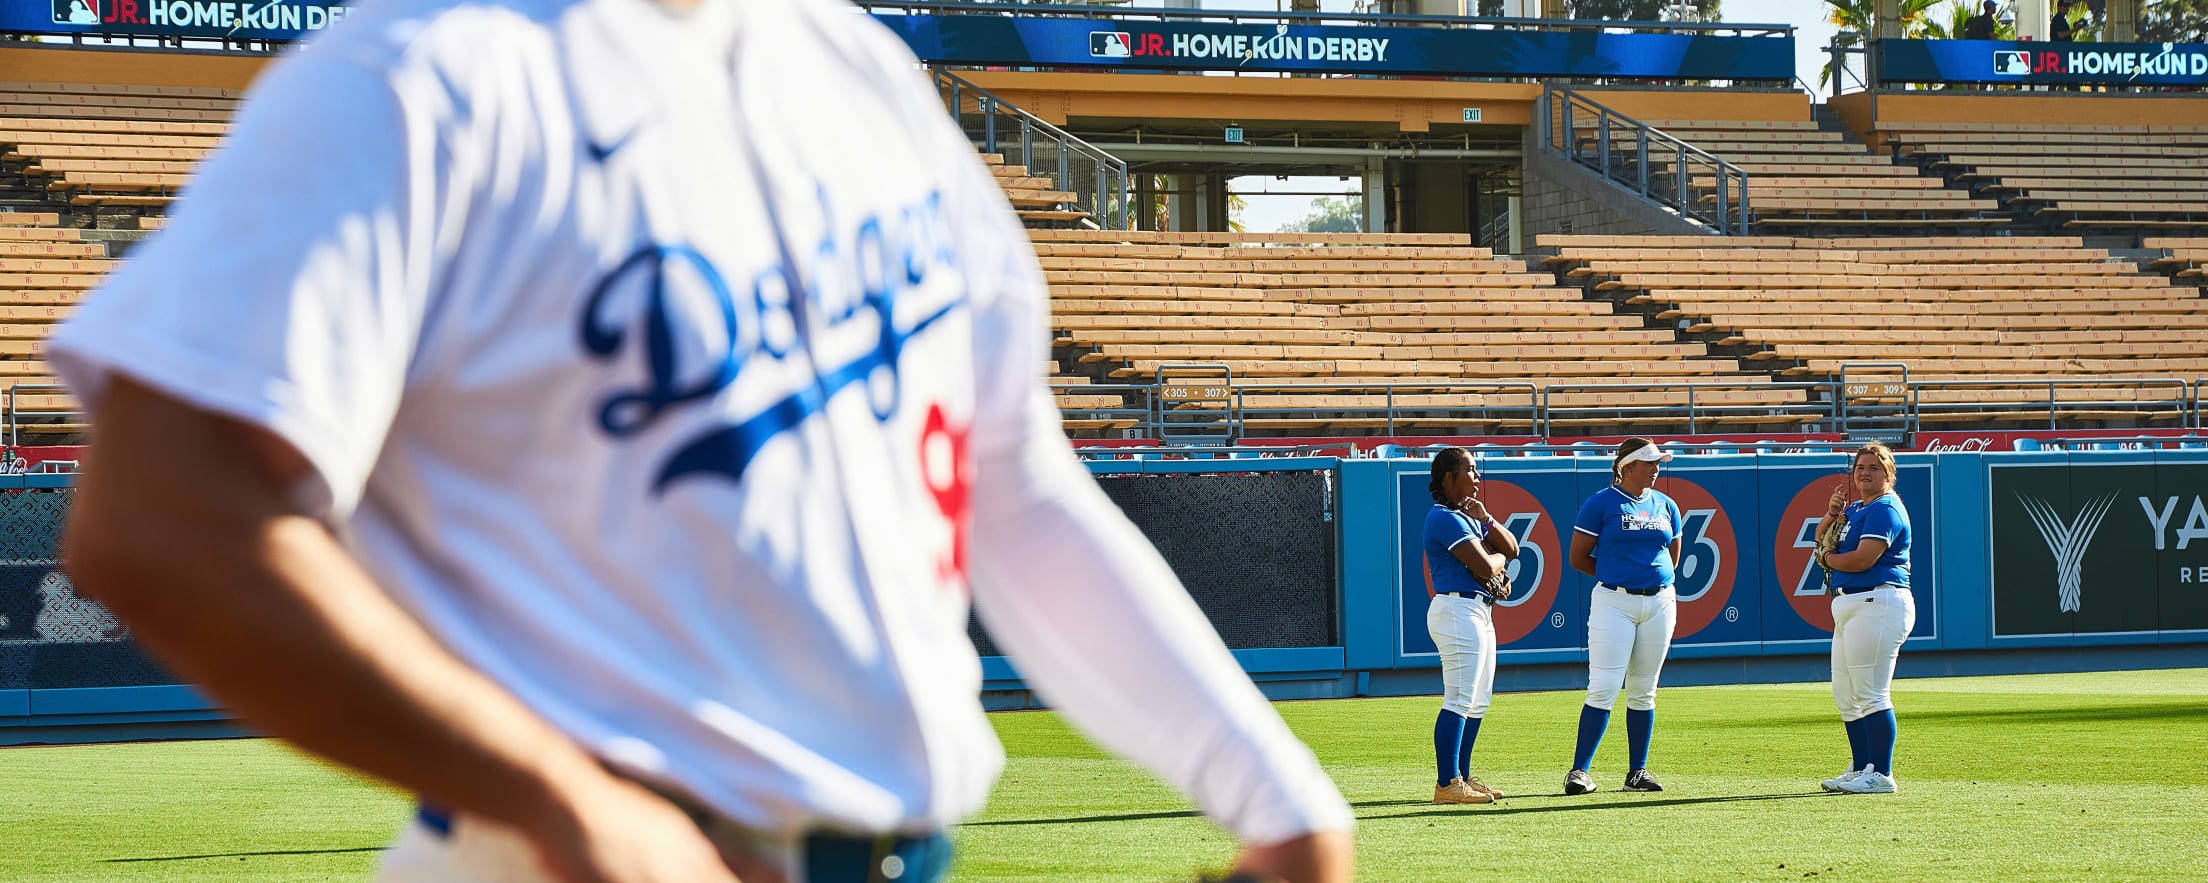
[54,0,1042,838]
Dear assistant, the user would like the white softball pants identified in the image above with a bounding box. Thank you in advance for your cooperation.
[1427,592,1496,718]
[1830,586,1916,721]
[1584,585,1676,712]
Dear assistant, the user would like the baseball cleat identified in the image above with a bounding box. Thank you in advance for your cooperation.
[1433,778,1495,805]
[1563,768,1597,795]
[1462,776,1504,800]
[1833,770,1898,794]
[1821,766,1869,792]
[1623,769,1664,792]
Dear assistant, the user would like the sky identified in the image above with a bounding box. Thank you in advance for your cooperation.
[1227,0,1845,231]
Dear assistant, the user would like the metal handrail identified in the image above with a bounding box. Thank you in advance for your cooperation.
[1051,380,1160,438]
[1909,377,2193,431]
[1152,363,1237,443]
[932,69,1131,230]
[2197,378,2208,430]
[1537,84,1751,235]
[1536,380,1840,437]
[1056,376,2206,445]
[1837,362,1912,439]
[1824,35,1872,98]
[1381,440,1864,458]
[6,384,78,447]
[1227,379,1541,438]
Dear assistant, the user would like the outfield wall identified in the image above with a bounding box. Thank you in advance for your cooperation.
[5,452,2206,743]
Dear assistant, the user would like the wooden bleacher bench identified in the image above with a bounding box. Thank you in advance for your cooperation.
[0,81,243,100]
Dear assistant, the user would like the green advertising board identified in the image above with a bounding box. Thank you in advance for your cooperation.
[1990,462,2208,637]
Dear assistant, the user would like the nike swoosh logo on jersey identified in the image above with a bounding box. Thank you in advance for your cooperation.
[584,126,640,163]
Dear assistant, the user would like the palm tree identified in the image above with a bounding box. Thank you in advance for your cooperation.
[1919,0,2017,38]
[1820,0,1944,88]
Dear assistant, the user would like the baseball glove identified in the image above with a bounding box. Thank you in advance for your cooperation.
[1485,569,1514,602]
[1812,512,1845,575]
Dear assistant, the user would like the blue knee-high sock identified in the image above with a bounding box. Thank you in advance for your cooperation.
[1844,716,1868,771]
[1456,716,1484,779]
[1866,709,1898,775]
[1626,708,1654,771]
[1571,704,1611,771]
[1434,710,1466,786]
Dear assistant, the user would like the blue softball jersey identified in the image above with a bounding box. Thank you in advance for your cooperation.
[1572,485,1682,590]
[1832,493,1911,590]
[1424,504,1495,598]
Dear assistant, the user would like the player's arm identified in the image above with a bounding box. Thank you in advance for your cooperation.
[1822,537,1889,573]
[1449,535,1507,583]
[66,380,742,883]
[1669,537,1683,570]
[949,164,1348,881]
[967,435,1351,883]
[1569,532,1598,577]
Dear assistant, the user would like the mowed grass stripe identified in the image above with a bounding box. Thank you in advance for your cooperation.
[0,669,2202,881]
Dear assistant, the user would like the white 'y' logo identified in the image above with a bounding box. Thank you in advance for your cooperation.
[2016,493,2118,613]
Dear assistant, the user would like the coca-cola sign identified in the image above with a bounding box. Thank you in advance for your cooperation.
[1912,429,2193,453]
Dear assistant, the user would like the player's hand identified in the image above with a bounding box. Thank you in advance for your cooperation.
[1826,484,1848,516]
[1489,573,1514,602]
[524,773,761,883]
[1458,496,1489,521]
[1230,830,1353,883]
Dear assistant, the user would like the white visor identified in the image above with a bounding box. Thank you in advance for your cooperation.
[1621,443,1673,464]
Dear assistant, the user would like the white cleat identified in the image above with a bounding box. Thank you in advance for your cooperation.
[1833,769,1898,794]
[1821,765,1869,792]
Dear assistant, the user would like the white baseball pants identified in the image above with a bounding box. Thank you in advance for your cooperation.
[377,813,801,883]
[1427,593,1496,718]
[1584,585,1676,712]
[1830,586,1916,721]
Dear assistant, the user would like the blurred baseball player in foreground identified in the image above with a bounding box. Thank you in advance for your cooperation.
[52,0,1355,880]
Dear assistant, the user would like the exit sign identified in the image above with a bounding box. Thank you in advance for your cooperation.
[1462,108,1482,123]
[1224,127,1244,143]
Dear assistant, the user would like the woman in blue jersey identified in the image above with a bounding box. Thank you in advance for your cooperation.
[1816,441,1915,795]
[1562,437,1681,796]
[1423,447,1519,805]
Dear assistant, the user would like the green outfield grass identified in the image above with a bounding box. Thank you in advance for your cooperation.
[1,668,2202,881]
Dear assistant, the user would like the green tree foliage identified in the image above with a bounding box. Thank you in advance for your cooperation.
[1280,196,1365,234]
[1569,0,1721,21]
[2140,0,2208,42]
[1821,0,1943,87]
[1919,0,2017,39]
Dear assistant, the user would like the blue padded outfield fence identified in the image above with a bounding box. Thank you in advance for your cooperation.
[4,452,2206,743]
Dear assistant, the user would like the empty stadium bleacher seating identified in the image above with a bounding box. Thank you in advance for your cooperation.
[1544,233,2207,426]
[1573,118,2004,232]
[5,75,2205,445]
[1868,123,2208,232]
[1037,229,1813,436]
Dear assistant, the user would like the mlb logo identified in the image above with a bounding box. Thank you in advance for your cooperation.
[1993,51,2031,76]
[53,0,100,24]
[1090,31,1132,58]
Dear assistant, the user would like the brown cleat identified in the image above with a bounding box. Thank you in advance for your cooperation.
[1432,778,1496,805]
[1462,776,1505,800]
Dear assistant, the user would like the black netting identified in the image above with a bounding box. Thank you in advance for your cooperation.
[0,488,176,690]
[969,469,1338,656]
